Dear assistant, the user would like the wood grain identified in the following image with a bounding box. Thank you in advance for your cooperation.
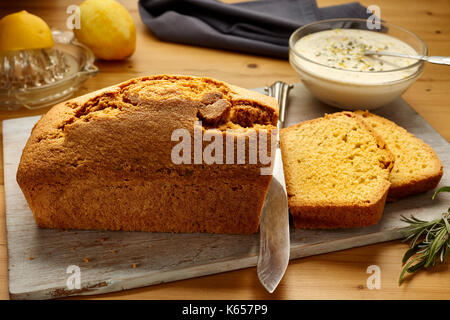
[0,0,449,300]
[5,84,449,299]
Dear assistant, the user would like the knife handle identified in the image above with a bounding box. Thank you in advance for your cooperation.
[265,81,293,130]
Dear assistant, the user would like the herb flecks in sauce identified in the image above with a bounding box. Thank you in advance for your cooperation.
[295,29,417,73]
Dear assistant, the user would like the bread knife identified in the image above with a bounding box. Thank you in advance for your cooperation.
[257,81,292,293]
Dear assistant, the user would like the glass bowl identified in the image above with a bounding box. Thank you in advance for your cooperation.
[289,18,426,110]
[0,30,98,110]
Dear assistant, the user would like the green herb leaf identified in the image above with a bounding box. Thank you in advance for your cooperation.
[432,186,450,200]
[402,244,420,264]
[399,186,450,285]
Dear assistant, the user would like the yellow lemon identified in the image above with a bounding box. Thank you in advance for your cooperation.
[74,0,136,60]
[0,10,54,53]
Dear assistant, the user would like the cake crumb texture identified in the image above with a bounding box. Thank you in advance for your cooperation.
[355,110,443,201]
[280,112,394,229]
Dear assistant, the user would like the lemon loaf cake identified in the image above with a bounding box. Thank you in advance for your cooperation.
[355,110,443,201]
[279,112,394,229]
[17,75,278,234]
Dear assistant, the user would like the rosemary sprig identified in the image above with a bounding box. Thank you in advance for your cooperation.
[398,186,450,285]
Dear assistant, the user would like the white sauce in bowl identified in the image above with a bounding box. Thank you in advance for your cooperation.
[289,28,424,109]
[292,29,420,85]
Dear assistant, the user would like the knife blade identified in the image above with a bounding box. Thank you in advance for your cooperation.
[257,81,292,293]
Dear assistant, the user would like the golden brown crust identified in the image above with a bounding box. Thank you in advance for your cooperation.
[354,110,443,201]
[387,169,443,201]
[17,75,278,234]
[291,191,388,229]
[280,111,393,229]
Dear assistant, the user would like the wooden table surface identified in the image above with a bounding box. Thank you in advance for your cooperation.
[0,0,449,300]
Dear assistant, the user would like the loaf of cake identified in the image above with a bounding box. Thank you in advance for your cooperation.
[17,75,278,234]
[355,110,443,201]
[279,112,394,229]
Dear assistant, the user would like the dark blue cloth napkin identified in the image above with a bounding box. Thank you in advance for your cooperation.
[138,0,371,59]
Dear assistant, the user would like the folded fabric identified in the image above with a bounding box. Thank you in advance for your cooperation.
[138,0,371,59]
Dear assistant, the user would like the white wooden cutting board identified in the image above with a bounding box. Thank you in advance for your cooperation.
[4,83,450,299]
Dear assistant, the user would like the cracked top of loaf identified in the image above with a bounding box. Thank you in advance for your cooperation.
[17,75,279,186]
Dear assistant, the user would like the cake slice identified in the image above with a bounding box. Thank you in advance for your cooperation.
[279,112,394,229]
[355,110,443,201]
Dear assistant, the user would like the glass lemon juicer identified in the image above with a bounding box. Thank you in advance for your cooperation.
[0,30,98,110]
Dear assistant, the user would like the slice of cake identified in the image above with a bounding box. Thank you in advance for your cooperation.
[279,112,394,229]
[355,110,443,201]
